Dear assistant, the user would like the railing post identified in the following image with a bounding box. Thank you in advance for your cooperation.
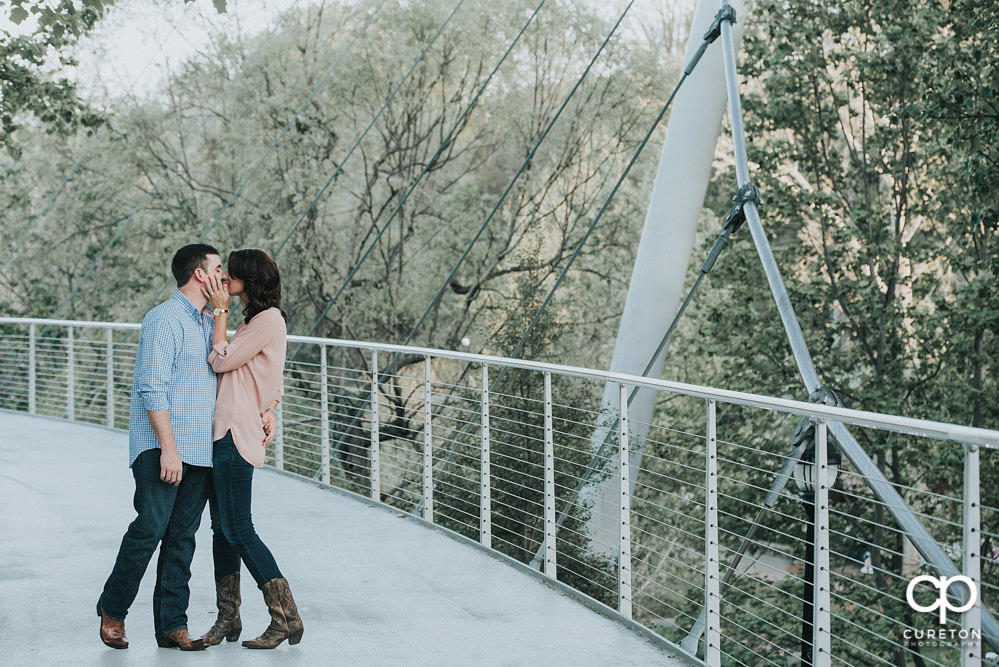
[105,328,114,428]
[813,421,832,666]
[422,355,434,522]
[480,363,491,549]
[370,349,381,502]
[705,399,720,665]
[66,326,74,421]
[274,400,284,471]
[320,344,330,485]
[28,323,36,415]
[618,382,632,620]
[963,442,982,667]
[543,371,556,579]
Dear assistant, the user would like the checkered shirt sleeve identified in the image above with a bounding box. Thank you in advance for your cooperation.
[128,292,216,467]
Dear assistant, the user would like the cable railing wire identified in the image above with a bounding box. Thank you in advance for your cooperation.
[0,0,304,396]
[3,312,997,666]
[480,57,727,560]
[60,0,390,400]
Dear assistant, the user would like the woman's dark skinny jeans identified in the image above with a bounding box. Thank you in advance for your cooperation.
[209,431,283,586]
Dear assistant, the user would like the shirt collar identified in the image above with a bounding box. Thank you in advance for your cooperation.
[171,289,213,320]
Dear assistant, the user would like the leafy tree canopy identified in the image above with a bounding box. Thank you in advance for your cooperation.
[1,0,226,156]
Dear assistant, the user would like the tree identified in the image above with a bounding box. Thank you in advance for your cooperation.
[431,272,617,603]
[916,0,999,432]
[643,0,999,662]
[1,0,672,372]
[1,0,226,157]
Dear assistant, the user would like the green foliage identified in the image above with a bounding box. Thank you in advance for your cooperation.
[0,0,669,375]
[441,272,616,603]
[645,0,999,662]
[3,0,995,661]
[1,0,227,157]
[713,0,999,428]
[1,0,105,156]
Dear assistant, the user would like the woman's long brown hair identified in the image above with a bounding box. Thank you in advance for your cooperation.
[226,249,288,324]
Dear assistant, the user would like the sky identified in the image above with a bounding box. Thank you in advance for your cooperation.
[3,0,698,106]
[72,0,300,103]
[0,0,302,104]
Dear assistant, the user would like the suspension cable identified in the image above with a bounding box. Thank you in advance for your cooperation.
[291,0,550,349]
[0,128,103,274]
[139,0,389,312]
[318,0,639,480]
[307,0,639,377]
[271,0,469,258]
[391,0,640,354]
[43,1,301,322]
[414,8,726,517]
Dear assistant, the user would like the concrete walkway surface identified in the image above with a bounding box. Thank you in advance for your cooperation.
[0,412,691,666]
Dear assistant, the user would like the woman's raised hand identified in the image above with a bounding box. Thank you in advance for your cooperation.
[203,273,230,310]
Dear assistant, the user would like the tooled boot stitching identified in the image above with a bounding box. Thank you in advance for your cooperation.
[202,573,242,646]
[242,578,302,649]
[280,580,304,645]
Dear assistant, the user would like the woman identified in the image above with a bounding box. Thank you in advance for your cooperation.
[199,248,303,649]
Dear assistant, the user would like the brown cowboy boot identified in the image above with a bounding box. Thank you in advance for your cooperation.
[201,573,242,646]
[241,578,304,649]
[156,628,208,651]
[97,603,128,649]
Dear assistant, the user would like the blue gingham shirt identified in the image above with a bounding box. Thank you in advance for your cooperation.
[128,290,217,467]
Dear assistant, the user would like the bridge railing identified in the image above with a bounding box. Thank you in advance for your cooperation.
[2,316,997,666]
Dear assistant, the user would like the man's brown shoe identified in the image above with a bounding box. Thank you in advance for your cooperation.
[156,628,208,651]
[96,603,128,649]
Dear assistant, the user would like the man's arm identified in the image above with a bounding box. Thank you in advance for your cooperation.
[135,317,182,485]
[148,409,183,485]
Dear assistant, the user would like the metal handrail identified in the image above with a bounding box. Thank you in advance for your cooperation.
[1,316,995,666]
[3,316,994,449]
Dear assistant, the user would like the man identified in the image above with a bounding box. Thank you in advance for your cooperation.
[96,244,223,650]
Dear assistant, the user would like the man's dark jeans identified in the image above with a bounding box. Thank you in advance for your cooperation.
[208,431,283,587]
[98,448,211,636]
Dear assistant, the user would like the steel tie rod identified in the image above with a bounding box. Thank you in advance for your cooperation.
[683,0,999,652]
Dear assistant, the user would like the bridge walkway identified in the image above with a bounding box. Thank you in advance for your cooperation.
[0,412,689,666]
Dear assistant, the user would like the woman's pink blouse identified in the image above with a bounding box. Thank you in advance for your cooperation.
[208,308,286,467]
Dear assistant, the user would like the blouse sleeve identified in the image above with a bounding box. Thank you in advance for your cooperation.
[208,311,279,373]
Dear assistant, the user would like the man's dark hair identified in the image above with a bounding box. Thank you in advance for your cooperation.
[171,244,219,287]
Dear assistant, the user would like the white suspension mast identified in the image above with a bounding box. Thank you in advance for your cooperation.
[585,0,746,554]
